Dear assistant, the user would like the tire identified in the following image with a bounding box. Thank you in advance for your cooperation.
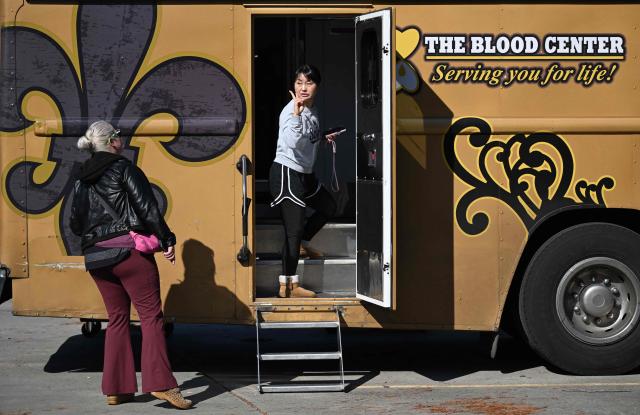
[81,321,102,337]
[519,222,640,375]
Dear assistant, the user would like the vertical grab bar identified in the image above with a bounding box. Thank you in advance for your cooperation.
[236,155,253,266]
[0,265,9,302]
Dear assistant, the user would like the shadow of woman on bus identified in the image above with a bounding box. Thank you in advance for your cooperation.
[163,238,244,322]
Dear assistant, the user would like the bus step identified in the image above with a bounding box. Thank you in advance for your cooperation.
[260,384,345,393]
[255,259,356,296]
[260,352,341,361]
[256,306,345,393]
[256,223,355,258]
[259,321,339,329]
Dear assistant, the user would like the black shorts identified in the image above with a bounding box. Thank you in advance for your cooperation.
[269,162,321,208]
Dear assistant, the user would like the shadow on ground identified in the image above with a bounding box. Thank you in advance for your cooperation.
[42,322,564,404]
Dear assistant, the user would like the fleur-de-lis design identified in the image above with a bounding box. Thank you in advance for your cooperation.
[1,4,246,255]
[444,117,614,235]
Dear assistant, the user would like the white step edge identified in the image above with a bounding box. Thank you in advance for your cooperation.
[259,321,339,329]
[260,352,341,361]
[257,223,355,230]
[260,384,345,393]
[256,258,356,266]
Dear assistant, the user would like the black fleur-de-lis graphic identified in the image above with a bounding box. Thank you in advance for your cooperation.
[444,117,614,235]
[1,5,246,255]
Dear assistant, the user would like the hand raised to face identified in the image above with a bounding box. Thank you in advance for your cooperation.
[289,90,306,116]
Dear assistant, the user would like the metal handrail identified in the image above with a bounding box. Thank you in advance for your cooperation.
[236,155,252,266]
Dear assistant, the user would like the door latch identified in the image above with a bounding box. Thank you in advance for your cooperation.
[361,133,377,168]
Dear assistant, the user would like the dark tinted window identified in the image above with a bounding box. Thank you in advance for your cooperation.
[360,29,380,108]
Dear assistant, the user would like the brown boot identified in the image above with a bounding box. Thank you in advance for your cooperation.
[151,388,193,409]
[278,275,289,298]
[106,393,134,405]
[278,282,288,298]
[299,244,324,259]
[289,275,316,298]
[290,282,316,298]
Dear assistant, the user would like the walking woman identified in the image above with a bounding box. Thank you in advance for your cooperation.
[69,121,192,409]
[269,64,339,298]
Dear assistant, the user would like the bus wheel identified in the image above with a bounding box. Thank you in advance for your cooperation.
[519,223,640,375]
[81,321,102,338]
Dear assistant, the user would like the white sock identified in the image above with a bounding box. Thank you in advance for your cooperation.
[290,275,300,283]
[279,275,288,284]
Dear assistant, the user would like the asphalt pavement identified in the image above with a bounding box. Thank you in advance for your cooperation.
[1,299,640,415]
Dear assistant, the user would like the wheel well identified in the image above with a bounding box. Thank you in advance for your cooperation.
[500,208,640,332]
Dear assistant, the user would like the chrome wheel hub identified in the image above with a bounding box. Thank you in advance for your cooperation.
[555,257,640,345]
[580,285,615,317]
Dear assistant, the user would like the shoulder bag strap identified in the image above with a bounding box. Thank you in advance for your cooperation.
[90,185,121,221]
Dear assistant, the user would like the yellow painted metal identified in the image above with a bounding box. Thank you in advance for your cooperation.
[1,2,639,332]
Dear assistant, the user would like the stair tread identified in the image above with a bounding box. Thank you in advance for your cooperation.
[259,321,339,329]
[257,223,355,230]
[255,292,356,299]
[260,351,341,361]
[260,384,345,392]
[255,255,356,261]
[256,258,356,265]
[256,221,355,259]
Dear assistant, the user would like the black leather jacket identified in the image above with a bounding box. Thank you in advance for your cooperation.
[70,152,176,251]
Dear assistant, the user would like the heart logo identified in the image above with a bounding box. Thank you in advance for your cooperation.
[396,27,420,59]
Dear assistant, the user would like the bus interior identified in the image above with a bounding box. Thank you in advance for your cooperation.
[253,15,359,298]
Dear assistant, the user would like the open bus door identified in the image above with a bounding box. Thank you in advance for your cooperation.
[355,9,396,309]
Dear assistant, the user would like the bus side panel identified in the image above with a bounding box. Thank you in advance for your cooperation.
[6,3,248,323]
[232,4,254,323]
[1,1,30,282]
[358,3,640,330]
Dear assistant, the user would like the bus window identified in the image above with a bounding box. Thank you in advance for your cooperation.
[360,29,380,108]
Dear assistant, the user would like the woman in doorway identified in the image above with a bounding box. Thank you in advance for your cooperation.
[269,64,339,298]
[69,121,192,409]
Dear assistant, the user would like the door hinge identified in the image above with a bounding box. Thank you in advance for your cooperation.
[382,44,389,55]
[382,262,390,272]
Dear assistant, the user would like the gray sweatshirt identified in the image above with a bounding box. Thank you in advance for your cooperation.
[273,99,321,174]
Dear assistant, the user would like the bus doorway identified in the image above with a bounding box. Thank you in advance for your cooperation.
[253,15,357,298]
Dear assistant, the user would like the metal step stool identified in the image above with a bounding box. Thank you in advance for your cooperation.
[255,306,345,393]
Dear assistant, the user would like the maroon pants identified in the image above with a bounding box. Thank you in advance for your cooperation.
[90,249,178,395]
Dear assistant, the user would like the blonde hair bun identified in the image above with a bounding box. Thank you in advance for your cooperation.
[77,135,93,151]
[77,120,117,153]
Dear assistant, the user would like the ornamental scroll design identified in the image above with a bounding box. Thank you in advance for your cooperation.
[443,117,615,235]
[0,4,246,255]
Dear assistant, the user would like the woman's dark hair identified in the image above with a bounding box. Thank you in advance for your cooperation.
[294,64,321,85]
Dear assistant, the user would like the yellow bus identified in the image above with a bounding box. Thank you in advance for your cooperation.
[1,1,639,379]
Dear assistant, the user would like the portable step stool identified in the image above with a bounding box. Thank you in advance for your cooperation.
[255,305,346,393]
